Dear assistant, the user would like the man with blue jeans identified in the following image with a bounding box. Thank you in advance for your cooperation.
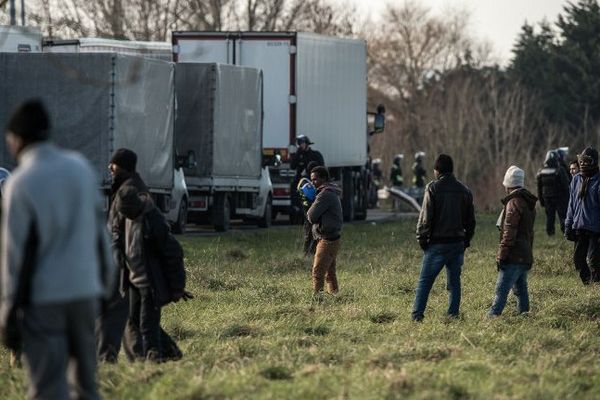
[489,166,537,316]
[412,154,475,321]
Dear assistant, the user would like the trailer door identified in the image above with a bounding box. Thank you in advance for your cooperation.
[235,36,294,153]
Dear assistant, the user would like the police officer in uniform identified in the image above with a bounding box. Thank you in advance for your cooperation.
[537,150,570,235]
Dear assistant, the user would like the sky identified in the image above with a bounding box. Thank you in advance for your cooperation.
[347,0,569,63]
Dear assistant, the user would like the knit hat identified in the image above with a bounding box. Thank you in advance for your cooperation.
[502,165,525,188]
[7,99,50,142]
[434,154,453,174]
[110,148,137,173]
[116,186,144,219]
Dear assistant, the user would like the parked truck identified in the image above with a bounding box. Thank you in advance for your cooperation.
[174,62,272,231]
[43,37,171,61]
[171,31,384,222]
[0,52,188,231]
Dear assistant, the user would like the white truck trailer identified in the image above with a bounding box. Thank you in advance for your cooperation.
[172,31,384,222]
[43,37,172,61]
[0,52,188,230]
[174,62,272,231]
[0,25,42,53]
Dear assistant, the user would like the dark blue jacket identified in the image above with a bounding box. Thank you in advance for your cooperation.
[565,172,600,233]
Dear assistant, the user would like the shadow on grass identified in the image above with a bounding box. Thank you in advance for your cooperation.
[219,324,257,339]
[303,325,330,336]
[369,311,397,324]
[260,366,293,380]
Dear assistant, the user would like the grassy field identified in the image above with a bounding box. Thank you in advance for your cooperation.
[2,213,600,399]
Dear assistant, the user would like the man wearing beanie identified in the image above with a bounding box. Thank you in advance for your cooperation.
[412,154,475,321]
[489,166,537,316]
[565,147,600,284]
[96,147,149,363]
[1,100,114,399]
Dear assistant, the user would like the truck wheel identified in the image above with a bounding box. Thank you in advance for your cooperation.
[342,170,355,222]
[258,195,272,228]
[171,197,188,234]
[213,193,231,232]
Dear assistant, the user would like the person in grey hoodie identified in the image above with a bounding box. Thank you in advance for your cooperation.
[1,100,113,400]
[306,166,343,295]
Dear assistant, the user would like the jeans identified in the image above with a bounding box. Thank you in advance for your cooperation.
[573,230,600,284]
[489,263,530,316]
[412,242,464,321]
[312,239,341,293]
[23,299,100,400]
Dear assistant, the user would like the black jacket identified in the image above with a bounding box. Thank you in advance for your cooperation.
[290,148,324,177]
[416,173,476,246]
[536,164,570,203]
[142,207,186,306]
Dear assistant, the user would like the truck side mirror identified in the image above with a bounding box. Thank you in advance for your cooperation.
[369,104,386,135]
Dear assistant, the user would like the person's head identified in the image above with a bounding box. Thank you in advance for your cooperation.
[306,161,320,177]
[544,150,559,168]
[5,99,50,158]
[310,166,329,188]
[393,154,403,166]
[415,151,425,162]
[109,148,137,179]
[433,154,453,179]
[115,186,145,219]
[577,147,598,175]
[502,165,525,193]
[296,135,313,151]
[569,160,580,177]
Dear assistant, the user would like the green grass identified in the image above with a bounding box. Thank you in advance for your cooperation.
[2,214,600,399]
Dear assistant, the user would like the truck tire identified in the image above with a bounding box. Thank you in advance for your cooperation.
[213,193,231,232]
[171,197,188,234]
[342,170,355,222]
[258,195,272,228]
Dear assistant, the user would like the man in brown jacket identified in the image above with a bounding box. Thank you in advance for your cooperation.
[306,166,343,295]
[489,166,537,316]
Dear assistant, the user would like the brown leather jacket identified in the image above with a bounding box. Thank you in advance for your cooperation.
[497,188,537,267]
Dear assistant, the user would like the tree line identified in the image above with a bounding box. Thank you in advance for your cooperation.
[2,0,599,208]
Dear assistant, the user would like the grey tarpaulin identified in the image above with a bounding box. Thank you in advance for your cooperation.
[0,53,174,189]
[175,63,262,181]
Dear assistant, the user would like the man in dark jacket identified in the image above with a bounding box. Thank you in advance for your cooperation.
[96,148,148,362]
[537,150,570,236]
[489,166,537,316]
[412,154,475,321]
[307,166,343,295]
[290,135,324,220]
[412,151,427,188]
[565,147,600,284]
[115,186,187,361]
[298,161,320,256]
[390,154,404,188]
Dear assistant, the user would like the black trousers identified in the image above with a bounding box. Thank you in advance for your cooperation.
[129,286,161,358]
[543,196,568,235]
[95,281,142,362]
[574,230,600,284]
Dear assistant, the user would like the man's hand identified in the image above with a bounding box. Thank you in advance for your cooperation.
[464,240,471,249]
[419,240,428,252]
[565,227,577,242]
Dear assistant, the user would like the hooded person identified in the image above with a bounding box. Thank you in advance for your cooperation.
[489,166,537,317]
[306,166,343,295]
[115,186,188,362]
[565,147,600,284]
[536,150,570,236]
